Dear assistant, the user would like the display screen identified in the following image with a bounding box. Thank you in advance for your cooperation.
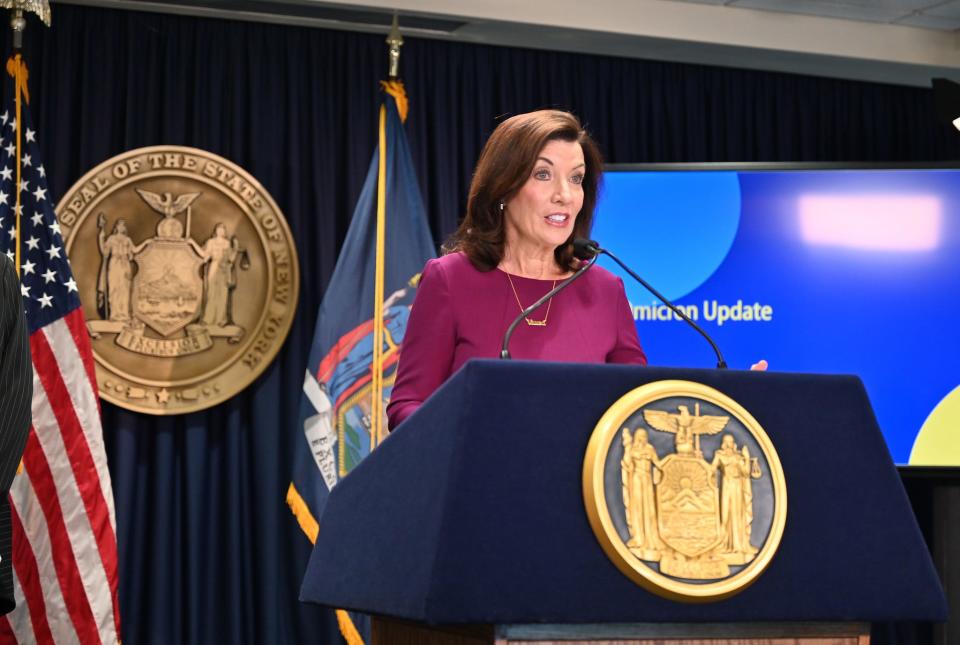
[593,166,960,465]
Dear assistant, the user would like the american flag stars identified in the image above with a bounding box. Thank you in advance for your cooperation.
[0,108,81,331]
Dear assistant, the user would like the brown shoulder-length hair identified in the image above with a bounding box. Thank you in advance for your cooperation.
[444,110,603,272]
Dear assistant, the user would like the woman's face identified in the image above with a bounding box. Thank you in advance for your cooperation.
[503,138,585,256]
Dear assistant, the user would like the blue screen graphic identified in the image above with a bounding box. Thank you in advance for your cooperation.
[593,168,960,465]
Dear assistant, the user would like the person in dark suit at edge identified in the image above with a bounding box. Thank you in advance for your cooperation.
[0,253,32,614]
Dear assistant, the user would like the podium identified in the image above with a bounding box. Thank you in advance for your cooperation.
[300,360,946,644]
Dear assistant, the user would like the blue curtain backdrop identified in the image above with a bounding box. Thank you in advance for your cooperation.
[2,3,956,642]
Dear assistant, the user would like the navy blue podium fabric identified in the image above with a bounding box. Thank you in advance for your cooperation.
[301,360,946,624]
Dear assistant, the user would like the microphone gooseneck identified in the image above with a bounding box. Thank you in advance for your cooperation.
[596,244,728,369]
[499,251,599,360]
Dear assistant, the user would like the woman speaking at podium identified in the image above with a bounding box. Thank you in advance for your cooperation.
[387,110,648,430]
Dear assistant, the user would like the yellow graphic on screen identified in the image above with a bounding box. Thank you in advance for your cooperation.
[910,386,960,465]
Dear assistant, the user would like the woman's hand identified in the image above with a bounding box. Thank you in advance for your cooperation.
[750,359,768,371]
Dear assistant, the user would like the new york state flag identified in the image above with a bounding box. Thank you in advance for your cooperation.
[286,82,434,643]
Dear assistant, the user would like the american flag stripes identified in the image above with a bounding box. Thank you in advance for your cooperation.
[0,89,122,643]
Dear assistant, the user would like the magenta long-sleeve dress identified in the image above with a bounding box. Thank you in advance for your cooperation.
[386,252,647,429]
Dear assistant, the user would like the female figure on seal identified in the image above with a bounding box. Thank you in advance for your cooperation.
[621,427,664,560]
[97,216,135,322]
[711,434,759,562]
[202,223,240,327]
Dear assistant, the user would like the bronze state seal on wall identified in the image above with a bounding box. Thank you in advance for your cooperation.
[583,380,787,601]
[56,146,299,415]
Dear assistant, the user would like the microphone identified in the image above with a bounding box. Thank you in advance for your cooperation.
[583,239,728,369]
[500,243,600,360]
[572,237,599,260]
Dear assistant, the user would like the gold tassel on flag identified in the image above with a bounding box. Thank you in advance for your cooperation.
[380,80,408,124]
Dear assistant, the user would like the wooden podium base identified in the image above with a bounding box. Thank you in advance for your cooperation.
[371,617,869,645]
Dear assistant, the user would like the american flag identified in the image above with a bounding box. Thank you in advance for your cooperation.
[0,94,121,642]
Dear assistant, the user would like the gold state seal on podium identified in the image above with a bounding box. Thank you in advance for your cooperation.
[57,146,299,415]
[583,380,787,601]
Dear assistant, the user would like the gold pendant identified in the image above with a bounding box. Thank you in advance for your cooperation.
[506,274,555,328]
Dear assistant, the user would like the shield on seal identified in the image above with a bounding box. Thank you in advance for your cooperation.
[132,239,205,336]
[656,454,722,557]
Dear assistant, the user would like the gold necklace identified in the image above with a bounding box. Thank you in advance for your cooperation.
[506,273,557,327]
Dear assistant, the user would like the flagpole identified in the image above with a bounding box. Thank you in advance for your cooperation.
[371,104,386,451]
[4,1,50,278]
[12,60,21,279]
[371,14,404,450]
[10,9,24,278]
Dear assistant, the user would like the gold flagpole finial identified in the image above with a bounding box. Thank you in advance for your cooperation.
[386,12,403,80]
[1,0,51,50]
